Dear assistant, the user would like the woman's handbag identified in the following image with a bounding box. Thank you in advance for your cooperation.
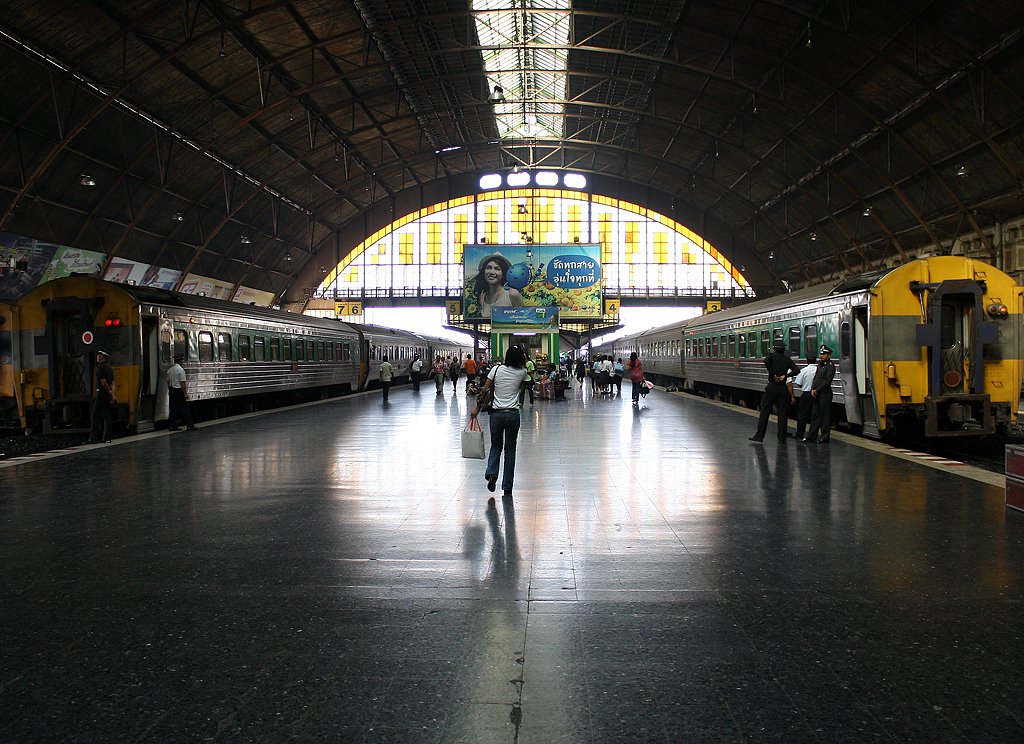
[639,379,652,397]
[461,417,485,459]
[476,365,500,412]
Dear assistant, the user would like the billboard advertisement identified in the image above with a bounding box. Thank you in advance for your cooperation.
[463,243,602,320]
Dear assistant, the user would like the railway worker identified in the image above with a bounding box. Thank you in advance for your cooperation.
[87,349,116,443]
[410,354,423,392]
[379,355,393,403]
[166,353,196,432]
[791,355,818,441]
[750,341,799,443]
[802,345,836,444]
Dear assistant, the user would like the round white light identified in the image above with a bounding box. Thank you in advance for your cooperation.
[563,173,587,189]
[535,171,559,186]
[506,171,530,187]
[479,173,502,190]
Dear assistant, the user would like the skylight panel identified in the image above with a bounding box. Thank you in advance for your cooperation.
[473,0,571,140]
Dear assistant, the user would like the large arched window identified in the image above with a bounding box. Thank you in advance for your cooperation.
[321,190,753,299]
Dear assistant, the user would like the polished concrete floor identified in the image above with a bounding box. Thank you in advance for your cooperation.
[2,382,1024,743]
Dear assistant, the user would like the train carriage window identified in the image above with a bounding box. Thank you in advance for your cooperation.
[174,328,189,360]
[760,330,770,356]
[772,328,783,350]
[217,333,232,361]
[254,336,266,361]
[804,325,818,358]
[327,342,335,361]
[198,331,214,363]
[295,339,305,361]
[697,338,703,357]
[841,321,851,358]
[282,339,292,361]
[728,334,736,357]
[317,341,325,360]
[270,337,281,361]
[788,327,800,356]
[239,335,251,361]
[748,332,757,357]
[685,339,691,357]
[711,337,719,357]
[306,340,315,360]
[738,334,746,357]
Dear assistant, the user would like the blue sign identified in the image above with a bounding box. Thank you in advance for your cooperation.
[492,306,560,327]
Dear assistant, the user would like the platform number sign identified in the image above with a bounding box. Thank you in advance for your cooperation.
[706,301,722,313]
[446,300,461,318]
[335,302,364,317]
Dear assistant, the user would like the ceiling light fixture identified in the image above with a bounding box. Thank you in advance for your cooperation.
[810,232,818,241]
[240,235,251,244]
[488,85,505,104]
[80,174,96,187]
[518,204,528,215]
[956,164,969,177]
[173,211,184,222]
[768,251,775,260]
[285,253,292,262]
[862,206,872,217]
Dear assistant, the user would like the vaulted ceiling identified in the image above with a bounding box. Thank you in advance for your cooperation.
[1,0,1022,304]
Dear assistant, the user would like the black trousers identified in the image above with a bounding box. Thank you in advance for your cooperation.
[382,381,392,402]
[754,382,791,440]
[168,387,193,427]
[806,389,833,442]
[89,393,113,442]
[411,371,421,391]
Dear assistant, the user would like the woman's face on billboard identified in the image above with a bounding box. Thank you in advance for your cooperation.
[483,260,504,286]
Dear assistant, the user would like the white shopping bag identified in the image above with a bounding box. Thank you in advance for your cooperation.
[461,416,485,459]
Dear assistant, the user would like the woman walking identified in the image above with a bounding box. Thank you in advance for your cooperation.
[470,346,529,499]
[626,351,645,404]
[432,356,446,395]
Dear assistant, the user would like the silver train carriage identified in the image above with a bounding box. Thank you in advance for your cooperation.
[592,257,1024,438]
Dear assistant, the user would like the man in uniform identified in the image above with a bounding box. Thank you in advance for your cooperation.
[167,353,196,431]
[802,345,836,443]
[379,354,393,403]
[88,349,116,443]
[750,341,799,442]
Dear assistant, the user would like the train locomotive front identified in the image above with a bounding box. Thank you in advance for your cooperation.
[869,256,1022,436]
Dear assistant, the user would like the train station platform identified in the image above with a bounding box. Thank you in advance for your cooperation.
[2,382,1023,743]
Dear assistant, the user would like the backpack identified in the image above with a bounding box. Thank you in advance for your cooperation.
[614,362,624,375]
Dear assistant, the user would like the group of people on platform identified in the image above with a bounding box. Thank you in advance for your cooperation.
[750,342,835,444]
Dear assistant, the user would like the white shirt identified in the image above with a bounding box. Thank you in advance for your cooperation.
[167,363,186,389]
[411,359,423,372]
[599,359,614,374]
[488,365,529,410]
[793,364,816,393]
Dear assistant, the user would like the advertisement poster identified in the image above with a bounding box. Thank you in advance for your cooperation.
[491,306,560,329]
[43,246,106,282]
[463,243,602,320]
[0,233,60,301]
[179,273,234,300]
[234,285,276,307]
[104,258,181,289]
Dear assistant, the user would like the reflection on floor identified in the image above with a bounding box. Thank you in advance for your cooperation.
[2,382,1023,743]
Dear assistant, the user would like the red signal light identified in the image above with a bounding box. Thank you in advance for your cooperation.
[105,319,112,327]
[104,318,122,327]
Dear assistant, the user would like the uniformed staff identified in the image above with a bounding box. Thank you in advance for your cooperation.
[750,341,799,442]
[167,353,196,431]
[87,349,116,444]
[801,345,836,443]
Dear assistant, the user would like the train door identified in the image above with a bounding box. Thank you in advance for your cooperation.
[850,307,874,435]
[360,337,371,389]
[45,302,92,432]
[938,299,968,394]
[136,314,160,432]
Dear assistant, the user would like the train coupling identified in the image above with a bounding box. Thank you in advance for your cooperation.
[923,394,994,437]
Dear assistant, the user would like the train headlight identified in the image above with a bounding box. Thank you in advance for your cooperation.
[987,303,1009,318]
